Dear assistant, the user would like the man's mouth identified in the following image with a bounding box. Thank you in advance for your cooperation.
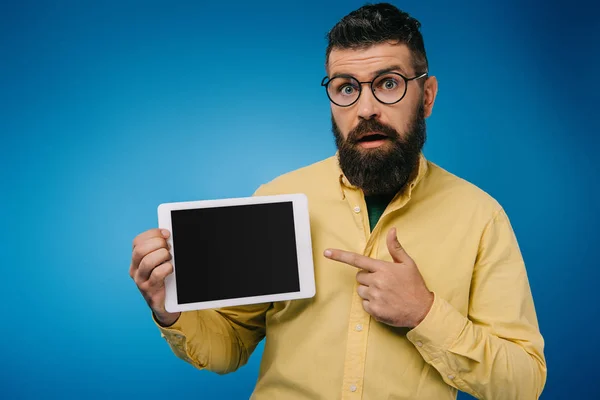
[355,132,389,148]
[357,132,388,142]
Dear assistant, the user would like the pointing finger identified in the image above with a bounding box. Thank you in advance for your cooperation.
[324,249,380,272]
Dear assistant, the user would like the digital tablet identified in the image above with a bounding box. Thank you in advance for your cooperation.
[157,193,316,313]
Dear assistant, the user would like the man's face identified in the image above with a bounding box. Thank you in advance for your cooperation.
[327,42,436,195]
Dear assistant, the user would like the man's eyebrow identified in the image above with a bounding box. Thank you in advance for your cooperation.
[330,64,408,79]
[372,65,407,77]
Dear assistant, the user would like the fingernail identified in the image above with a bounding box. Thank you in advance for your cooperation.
[324,249,332,257]
[161,229,170,238]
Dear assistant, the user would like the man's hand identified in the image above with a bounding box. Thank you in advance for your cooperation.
[324,227,433,328]
[130,228,180,326]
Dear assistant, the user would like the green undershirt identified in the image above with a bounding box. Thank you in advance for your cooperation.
[365,193,396,232]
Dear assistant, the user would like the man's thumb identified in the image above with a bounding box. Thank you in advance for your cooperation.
[387,227,409,263]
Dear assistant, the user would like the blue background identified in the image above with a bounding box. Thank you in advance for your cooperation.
[1,0,598,399]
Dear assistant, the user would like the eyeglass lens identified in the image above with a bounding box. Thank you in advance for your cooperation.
[326,73,407,106]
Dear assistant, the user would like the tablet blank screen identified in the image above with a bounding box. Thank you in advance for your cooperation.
[171,201,301,304]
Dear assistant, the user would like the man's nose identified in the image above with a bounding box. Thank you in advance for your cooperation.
[356,87,381,120]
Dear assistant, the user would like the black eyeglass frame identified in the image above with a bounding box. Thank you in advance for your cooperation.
[320,71,428,107]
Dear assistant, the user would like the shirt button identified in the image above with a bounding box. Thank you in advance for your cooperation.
[355,324,363,331]
[416,340,423,347]
[349,384,357,392]
[353,206,361,213]
[447,374,455,380]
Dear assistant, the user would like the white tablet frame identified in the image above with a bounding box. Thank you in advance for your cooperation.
[157,193,315,312]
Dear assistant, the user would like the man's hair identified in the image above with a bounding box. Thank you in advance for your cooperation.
[325,3,428,74]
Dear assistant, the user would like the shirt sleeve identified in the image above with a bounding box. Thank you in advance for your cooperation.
[406,208,547,399]
[154,303,271,374]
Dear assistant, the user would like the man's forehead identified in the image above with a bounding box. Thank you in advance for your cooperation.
[327,42,413,77]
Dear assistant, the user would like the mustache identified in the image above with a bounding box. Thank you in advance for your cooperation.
[346,119,400,144]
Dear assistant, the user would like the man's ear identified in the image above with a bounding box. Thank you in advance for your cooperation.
[422,76,438,118]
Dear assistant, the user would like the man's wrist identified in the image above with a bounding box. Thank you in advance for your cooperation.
[154,311,181,327]
[411,291,434,328]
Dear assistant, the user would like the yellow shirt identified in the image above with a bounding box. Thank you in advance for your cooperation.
[154,154,546,400]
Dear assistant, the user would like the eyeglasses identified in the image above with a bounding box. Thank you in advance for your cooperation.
[321,71,428,107]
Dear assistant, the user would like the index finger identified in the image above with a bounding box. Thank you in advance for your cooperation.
[133,228,170,250]
[324,249,379,272]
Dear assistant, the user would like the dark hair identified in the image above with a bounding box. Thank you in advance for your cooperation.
[325,3,428,74]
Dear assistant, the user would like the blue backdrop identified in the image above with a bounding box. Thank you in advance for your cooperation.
[1,0,598,399]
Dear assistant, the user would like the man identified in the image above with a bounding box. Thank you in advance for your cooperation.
[130,3,546,399]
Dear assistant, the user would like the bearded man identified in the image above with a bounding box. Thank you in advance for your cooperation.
[129,3,546,399]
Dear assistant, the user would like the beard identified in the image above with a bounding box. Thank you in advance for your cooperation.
[332,103,426,196]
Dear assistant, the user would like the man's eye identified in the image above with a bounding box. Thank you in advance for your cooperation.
[340,85,356,95]
[381,79,398,90]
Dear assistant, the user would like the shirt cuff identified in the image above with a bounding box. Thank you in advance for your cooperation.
[406,292,468,362]
[152,311,194,336]
[152,311,198,365]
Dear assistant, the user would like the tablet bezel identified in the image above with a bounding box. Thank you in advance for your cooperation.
[157,193,315,312]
